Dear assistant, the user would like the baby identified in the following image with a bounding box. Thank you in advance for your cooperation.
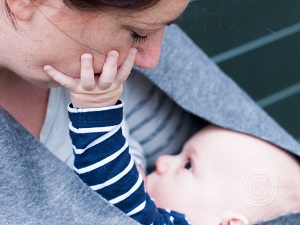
[44,49,300,225]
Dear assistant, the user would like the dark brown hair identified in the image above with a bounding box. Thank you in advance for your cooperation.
[5,0,161,28]
[62,0,161,11]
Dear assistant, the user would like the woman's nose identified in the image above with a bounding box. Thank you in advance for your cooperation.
[155,155,175,175]
[134,29,164,69]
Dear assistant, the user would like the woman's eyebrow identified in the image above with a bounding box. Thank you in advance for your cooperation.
[135,15,182,27]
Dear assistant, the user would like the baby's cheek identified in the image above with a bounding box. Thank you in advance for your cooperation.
[147,180,174,208]
[146,175,164,200]
[145,174,157,196]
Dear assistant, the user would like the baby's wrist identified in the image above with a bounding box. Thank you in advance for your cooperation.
[71,101,119,109]
[69,100,123,111]
[71,95,120,109]
[71,101,118,109]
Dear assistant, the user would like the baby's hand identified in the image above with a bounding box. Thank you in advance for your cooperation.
[44,48,137,108]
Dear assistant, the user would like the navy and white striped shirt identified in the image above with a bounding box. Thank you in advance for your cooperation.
[68,101,191,225]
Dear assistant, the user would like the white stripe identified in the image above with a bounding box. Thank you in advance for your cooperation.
[69,122,118,133]
[90,157,134,190]
[73,124,121,154]
[74,140,129,174]
[257,81,300,108]
[126,200,146,216]
[109,173,143,204]
[212,21,300,63]
[68,101,123,113]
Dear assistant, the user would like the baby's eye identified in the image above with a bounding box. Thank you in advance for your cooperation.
[184,160,193,172]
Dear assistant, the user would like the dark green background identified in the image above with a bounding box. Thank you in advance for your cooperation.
[178,0,300,141]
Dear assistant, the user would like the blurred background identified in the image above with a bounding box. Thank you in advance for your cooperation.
[177,0,300,141]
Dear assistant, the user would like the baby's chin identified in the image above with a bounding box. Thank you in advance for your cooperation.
[145,172,158,198]
[145,173,168,207]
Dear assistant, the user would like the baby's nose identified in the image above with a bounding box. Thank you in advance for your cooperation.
[155,155,173,175]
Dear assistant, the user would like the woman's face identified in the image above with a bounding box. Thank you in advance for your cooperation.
[2,0,189,87]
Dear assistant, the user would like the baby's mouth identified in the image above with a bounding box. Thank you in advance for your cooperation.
[94,73,101,76]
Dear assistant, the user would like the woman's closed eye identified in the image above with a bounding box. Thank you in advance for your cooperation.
[131,32,148,44]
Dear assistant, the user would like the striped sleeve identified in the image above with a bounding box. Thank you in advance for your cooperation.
[67,100,190,225]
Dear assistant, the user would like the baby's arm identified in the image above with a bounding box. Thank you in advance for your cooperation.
[44,50,189,225]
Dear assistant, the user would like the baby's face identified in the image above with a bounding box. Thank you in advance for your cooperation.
[146,125,299,224]
[146,126,243,224]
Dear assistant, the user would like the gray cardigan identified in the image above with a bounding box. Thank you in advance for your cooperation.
[0,25,299,224]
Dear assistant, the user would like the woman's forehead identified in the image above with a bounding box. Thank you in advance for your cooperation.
[113,0,189,27]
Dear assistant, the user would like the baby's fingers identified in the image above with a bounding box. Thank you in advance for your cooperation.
[98,50,119,89]
[80,53,95,91]
[115,48,137,85]
[44,65,77,90]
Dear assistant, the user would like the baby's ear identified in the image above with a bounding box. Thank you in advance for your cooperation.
[6,0,38,21]
[219,212,250,225]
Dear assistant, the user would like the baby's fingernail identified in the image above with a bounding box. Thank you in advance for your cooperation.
[43,65,51,72]
[108,50,119,59]
[81,53,92,61]
[130,48,137,54]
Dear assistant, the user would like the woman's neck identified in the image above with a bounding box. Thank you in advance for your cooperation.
[0,69,50,139]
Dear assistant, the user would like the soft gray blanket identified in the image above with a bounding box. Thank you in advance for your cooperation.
[0,25,299,224]
[137,25,300,225]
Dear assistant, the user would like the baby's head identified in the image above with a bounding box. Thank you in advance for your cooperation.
[146,125,300,225]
